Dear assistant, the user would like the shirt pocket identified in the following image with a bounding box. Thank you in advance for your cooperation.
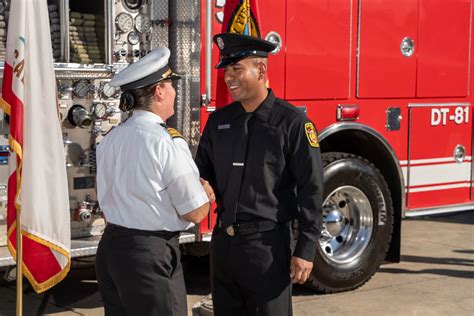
[214,125,238,161]
[261,127,285,169]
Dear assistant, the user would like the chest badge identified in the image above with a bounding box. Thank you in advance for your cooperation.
[218,124,231,130]
[304,122,319,148]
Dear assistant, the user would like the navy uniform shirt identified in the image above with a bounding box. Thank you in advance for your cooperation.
[195,89,323,261]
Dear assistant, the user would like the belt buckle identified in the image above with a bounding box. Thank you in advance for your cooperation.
[225,225,235,236]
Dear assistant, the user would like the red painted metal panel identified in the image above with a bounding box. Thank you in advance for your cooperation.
[358,0,418,98]
[286,0,352,100]
[408,189,471,209]
[208,0,286,102]
[259,0,286,98]
[407,105,472,208]
[417,0,471,97]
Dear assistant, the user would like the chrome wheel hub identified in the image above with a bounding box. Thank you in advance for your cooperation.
[319,186,374,264]
[325,209,345,237]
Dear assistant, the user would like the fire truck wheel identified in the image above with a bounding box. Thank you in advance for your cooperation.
[305,152,394,293]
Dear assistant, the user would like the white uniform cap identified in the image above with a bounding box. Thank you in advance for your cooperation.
[110,47,181,91]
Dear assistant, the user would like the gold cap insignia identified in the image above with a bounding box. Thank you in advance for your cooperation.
[161,69,173,79]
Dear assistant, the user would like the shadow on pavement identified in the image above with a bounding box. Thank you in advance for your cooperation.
[453,249,474,254]
[0,254,212,315]
[407,210,474,225]
[401,254,474,267]
[27,266,102,311]
[0,265,102,315]
[377,267,474,279]
[292,284,322,297]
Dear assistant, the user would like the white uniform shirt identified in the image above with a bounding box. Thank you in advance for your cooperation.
[96,110,208,231]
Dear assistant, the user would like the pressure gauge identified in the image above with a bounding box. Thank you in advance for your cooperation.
[92,103,108,120]
[127,31,140,45]
[73,80,90,98]
[122,0,143,12]
[115,12,133,33]
[102,82,117,99]
[135,13,151,34]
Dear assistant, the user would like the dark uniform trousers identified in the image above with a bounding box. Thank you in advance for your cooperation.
[211,225,293,316]
[95,224,187,316]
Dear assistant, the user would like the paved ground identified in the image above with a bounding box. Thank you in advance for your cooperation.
[0,211,472,316]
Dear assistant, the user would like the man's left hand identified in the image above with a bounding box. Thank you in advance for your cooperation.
[290,256,313,284]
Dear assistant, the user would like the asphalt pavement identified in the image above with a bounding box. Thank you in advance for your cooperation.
[0,211,472,316]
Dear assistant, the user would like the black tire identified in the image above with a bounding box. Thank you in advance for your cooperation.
[305,152,394,293]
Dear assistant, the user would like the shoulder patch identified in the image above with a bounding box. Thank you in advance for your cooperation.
[304,122,319,147]
[167,127,184,140]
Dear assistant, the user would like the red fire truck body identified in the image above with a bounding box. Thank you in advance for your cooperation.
[196,0,473,292]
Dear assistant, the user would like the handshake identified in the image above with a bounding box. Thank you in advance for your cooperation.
[181,177,215,224]
[201,177,216,204]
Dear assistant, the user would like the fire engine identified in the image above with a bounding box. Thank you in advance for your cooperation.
[0,0,472,294]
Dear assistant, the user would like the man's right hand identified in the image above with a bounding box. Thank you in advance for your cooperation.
[181,178,214,224]
[201,178,216,204]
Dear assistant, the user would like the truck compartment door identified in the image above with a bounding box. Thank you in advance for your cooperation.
[406,104,472,210]
[285,0,352,100]
[357,0,418,98]
[416,0,471,98]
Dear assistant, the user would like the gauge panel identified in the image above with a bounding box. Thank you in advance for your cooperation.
[135,13,151,34]
[92,103,108,119]
[73,80,91,98]
[101,82,118,99]
[115,12,134,33]
[127,31,140,45]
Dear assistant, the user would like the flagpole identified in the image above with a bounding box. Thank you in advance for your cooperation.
[16,208,23,316]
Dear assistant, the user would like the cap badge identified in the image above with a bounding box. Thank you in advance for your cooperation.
[216,37,225,50]
[304,122,319,148]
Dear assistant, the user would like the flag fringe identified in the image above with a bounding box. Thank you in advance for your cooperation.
[7,221,71,293]
[0,96,11,115]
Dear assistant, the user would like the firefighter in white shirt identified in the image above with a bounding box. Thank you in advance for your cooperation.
[95,47,214,316]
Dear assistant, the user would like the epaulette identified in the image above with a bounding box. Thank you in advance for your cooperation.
[160,123,184,140]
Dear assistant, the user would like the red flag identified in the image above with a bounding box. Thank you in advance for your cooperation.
[215,0,262,108]
[1,0,70,293]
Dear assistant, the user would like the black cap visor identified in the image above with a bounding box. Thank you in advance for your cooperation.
[215,50,269,69]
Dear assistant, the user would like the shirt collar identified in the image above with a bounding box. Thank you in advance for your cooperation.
[131,110,165,125]
[238,89,275,123]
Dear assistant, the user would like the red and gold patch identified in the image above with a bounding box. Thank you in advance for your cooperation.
[304,122,319,147]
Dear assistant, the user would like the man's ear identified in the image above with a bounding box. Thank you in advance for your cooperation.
[258,62,267,80]
[154,83,164,101]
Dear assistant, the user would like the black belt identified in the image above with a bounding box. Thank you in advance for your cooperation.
[106,223,180,240]
[218,219,289,236]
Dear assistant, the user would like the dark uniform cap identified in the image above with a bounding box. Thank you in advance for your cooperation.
[214,33,277,69]
[110,47,181,92]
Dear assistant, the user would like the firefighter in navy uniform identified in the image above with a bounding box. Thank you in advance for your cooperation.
[195,33,323,316]
[95,47,215,316]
